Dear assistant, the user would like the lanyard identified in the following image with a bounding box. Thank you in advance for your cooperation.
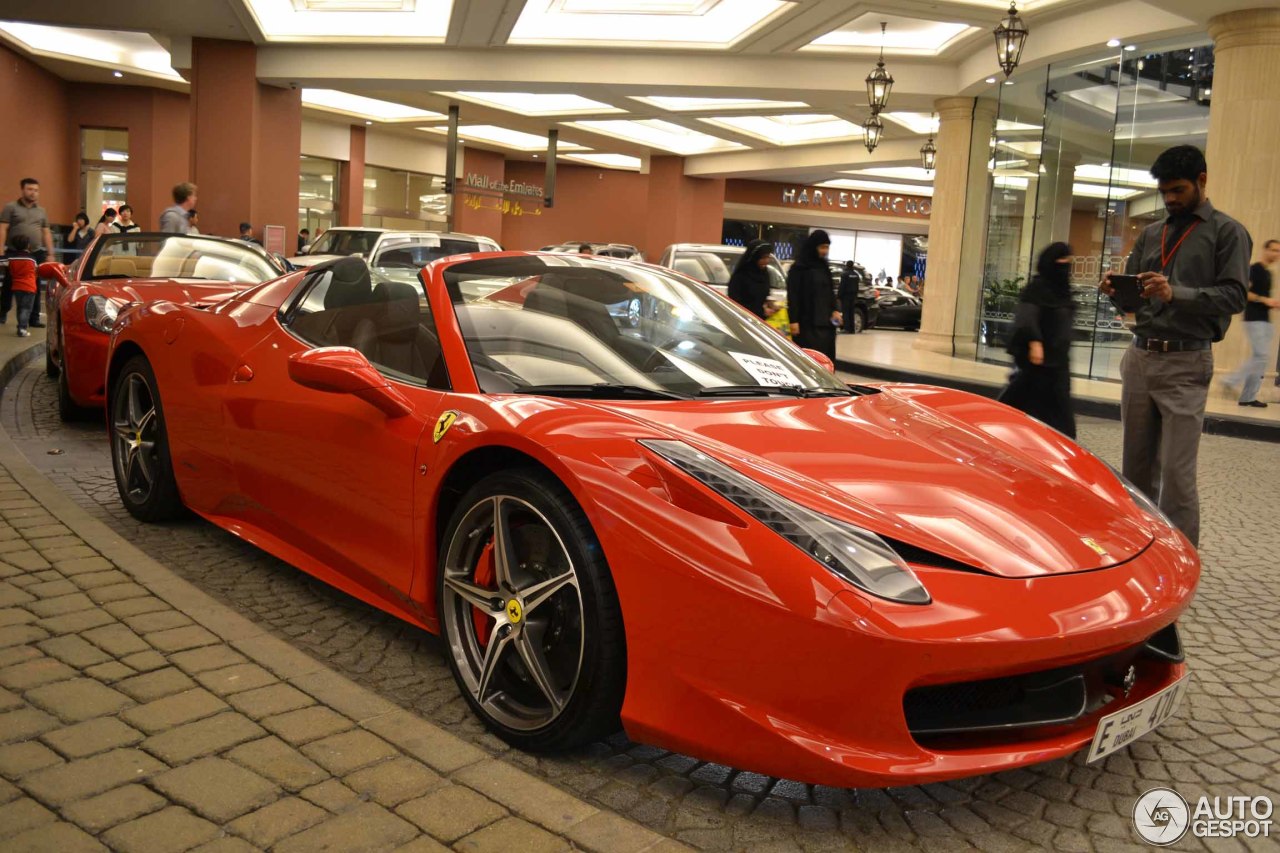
[1160,219,1200,272]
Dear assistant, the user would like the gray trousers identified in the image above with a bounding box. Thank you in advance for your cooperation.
[1120,345,1212,547]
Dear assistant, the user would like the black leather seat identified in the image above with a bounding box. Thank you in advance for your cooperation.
[289,257,384,348]
[350,281,446,386]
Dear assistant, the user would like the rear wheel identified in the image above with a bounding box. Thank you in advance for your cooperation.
[853,307,867,334]
[438,469,625,751]
[109,355,184,522]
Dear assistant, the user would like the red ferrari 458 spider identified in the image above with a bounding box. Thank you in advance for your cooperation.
[102,252,1199,786]
[42,232,286,420]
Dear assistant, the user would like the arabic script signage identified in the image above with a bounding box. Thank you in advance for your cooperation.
[464,173,545,199]
[725,179,931,220]
[461,194,543,218]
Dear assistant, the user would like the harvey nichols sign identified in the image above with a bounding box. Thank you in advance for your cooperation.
[781,186,931,217]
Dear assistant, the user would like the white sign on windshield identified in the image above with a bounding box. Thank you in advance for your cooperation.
[729,352,801,388]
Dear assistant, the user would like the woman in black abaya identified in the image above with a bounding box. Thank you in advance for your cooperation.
[784,230,840,360]
[727,240,774,318]
[998,242,1078,438]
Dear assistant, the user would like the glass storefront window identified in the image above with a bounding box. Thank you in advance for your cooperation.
[976,40,1213,381]
[299,156,339,240]
[363,165,447,231]
[81,128,129,220]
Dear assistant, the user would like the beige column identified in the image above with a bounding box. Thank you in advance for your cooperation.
[917,97,999,356]
[1205,9,1280,394]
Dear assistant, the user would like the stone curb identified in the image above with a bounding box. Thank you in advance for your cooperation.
[0,342,685,853]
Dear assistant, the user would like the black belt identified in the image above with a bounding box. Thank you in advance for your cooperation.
[1133,336,1211,353]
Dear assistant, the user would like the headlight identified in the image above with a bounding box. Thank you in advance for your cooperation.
[85,296,121,333]
[1106,464,1173,527]
[640,439,930,605]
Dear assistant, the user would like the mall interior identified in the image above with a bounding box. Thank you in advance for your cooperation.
[0,1,1279,851]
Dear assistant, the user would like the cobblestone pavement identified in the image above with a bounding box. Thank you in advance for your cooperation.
[5,361,1280,852]
[0,446,681,851]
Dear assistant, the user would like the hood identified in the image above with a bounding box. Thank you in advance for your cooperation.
[107,280,249,307]
[600,388,1155,578]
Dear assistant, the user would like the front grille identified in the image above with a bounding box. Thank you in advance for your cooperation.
[904,623,1181,740]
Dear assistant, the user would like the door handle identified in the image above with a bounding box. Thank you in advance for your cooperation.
[232,364,254,383]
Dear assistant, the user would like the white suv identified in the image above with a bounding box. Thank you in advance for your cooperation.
[658,243,788,303]
[291,229,500,268]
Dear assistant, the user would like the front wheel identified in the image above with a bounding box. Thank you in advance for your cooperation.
[108,355,184,521]
[57,343,91,422]
[853,308,867,334]
[437,469,625,751]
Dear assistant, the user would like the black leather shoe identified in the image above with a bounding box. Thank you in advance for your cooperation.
[28,322,44,328]
[1239,400,1268,408]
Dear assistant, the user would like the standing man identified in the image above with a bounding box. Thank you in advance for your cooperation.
[239,222,260,245]
[0,178,55,328]
[298,228,310,253]
[1224,239,1280,407]
[159,182,197,234]
[1101,145,1250,547]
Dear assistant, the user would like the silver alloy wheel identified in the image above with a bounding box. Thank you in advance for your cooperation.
[854,309,866,333]
[442,495,585,732]
[627,297,641,327]
[112,373,159,504]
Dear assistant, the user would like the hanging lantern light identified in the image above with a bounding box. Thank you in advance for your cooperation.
[993,2,1028,78]
[865,22,894,114]
[920,114,937,171]
[862,113,883,153]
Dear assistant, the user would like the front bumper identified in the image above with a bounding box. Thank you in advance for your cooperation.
[613,518,1197,787]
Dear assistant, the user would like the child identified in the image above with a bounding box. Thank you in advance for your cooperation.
[6,235,39,337]
[763,299,791,339]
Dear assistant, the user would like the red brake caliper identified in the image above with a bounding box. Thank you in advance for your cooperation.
[472,540,496,647]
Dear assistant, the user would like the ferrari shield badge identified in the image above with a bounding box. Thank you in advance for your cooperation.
[433,411,459,443]
[1082,537,1109,558]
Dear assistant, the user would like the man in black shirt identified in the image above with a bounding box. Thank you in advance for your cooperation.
[1225,239,1280,406]
[1101,145,1250,548]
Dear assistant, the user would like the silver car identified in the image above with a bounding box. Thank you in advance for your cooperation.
[291,229,500,268]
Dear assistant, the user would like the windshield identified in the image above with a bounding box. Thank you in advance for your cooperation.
[86,234,282,284]
[371,237,490,278]
[444,255,846,397]
[307,230,381,257]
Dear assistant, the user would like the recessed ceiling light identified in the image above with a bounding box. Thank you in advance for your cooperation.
[563,152,643,170]
[632,95,808,111]
[445,91,621,116]
[1124,44,1137,51]
[507,0,788,48]
[112,71,123,78]
[700,114,862,145]
[569,119,743,155]
[1106,38,1121,47]
[420,124,588,152]
[1003,80,1014,85]
[301,89,443,122]
[364,120,373,125]
[985,76,996,84]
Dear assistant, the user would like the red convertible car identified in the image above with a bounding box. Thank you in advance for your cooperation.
[103,253,1198,786]
[42,232,286,420]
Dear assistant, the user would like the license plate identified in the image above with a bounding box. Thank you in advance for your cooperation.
[1086,674,1189,763]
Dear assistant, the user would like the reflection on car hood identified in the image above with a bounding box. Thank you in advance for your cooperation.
[105,280,250,306]
[286,254,345,267]
[597,387,1154,578]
